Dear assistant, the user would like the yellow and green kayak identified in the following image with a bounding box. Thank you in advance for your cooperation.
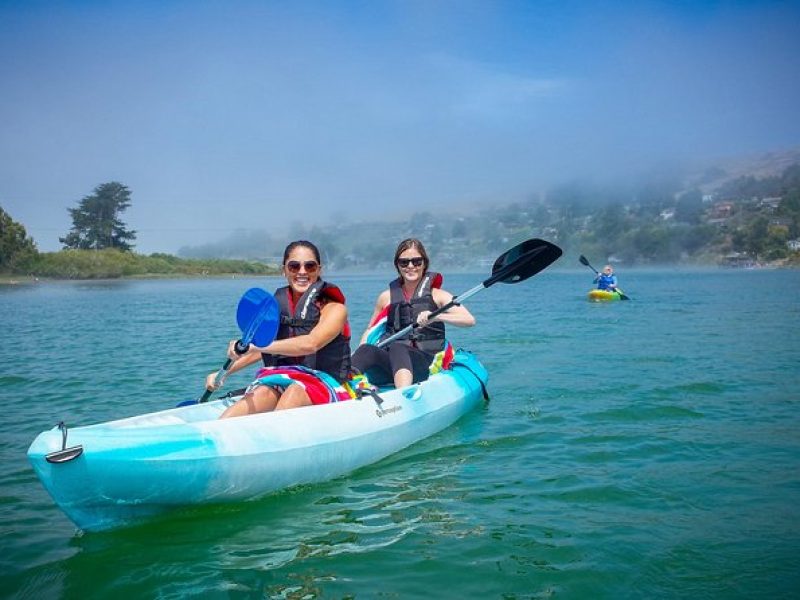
[588,289,625,302]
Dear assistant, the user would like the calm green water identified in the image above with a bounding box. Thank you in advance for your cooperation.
[1,269,799,599]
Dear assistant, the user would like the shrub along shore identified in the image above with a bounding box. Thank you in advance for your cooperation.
[0,249,279,282]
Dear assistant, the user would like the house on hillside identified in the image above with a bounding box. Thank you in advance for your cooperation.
[759,197,782,212]
[706,201,734,227]
[769,218,792,235]
[542,226,559,240]
[722,252,756,268]
[709,201,735,219]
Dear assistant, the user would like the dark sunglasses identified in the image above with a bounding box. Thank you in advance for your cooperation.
[396,257,424,268]
[285,260,319,274]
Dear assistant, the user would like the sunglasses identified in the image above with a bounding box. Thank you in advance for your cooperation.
[397,257,424,268]
[285,260,319,274]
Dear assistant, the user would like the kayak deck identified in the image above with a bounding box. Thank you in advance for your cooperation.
[28,350,489,532]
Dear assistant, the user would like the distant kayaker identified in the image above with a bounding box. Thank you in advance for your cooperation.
[351,238,475,389]
[594,264,619,291]
[206,240,352,417]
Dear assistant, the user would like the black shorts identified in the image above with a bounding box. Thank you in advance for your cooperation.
[351,343,434,386]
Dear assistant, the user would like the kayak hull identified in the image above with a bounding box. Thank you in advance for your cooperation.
[588,289,623,302]
[28,350,488,532]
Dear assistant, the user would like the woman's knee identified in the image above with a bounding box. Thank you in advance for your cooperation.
[246,386,280,413]
[220,385,279,418]
[275,384,312,410]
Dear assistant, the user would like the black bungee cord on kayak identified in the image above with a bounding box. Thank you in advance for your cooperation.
[450,357,490,401]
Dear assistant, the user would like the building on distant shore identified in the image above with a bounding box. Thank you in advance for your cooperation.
[759,197,782,211]
[721,252,757,268]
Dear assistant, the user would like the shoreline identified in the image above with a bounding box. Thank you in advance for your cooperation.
[3,261,797,286]
[0,272,282,286]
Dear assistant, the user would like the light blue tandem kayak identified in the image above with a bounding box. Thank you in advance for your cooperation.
[27,349,489,532]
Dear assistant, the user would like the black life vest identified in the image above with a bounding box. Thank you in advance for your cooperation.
[261,280,352,381]
[380,271,445,355]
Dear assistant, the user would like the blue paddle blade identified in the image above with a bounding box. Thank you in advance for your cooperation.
[236,288,280,347]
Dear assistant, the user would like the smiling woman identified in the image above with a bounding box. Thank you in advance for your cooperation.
[203,240,353,417]
[351,238,476,389]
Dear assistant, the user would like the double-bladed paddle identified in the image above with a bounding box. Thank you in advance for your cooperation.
[183,288,280,406]
[579,255,630,300]
[378,238,563,348]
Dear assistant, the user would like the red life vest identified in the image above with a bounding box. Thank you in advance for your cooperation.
[261,280,352,381]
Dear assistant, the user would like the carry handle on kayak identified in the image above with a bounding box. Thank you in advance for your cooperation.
[378,238,562,348]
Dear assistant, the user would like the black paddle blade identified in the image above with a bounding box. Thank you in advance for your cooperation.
[488,238,562,286]
[579,254,598,273]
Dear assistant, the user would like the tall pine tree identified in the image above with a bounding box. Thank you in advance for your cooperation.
[60,182,137,251]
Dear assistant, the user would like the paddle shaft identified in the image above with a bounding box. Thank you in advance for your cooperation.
[199,359,232,402]
[200,339,252,403]
[378,242,549,348]
[200,290,278,403]
[580,255,600,275]
[377,282,484,348]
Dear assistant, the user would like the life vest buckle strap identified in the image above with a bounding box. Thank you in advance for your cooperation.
[357,386,384,407]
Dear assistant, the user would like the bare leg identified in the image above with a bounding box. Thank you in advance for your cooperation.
[219,385,280,418]
[393,368,413,389]
[275,383,313,410]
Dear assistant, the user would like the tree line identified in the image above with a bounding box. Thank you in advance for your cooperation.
[1,182,276,279]
[3,164,800,278]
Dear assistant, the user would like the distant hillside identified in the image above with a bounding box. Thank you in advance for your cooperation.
[688,147,800,193]
[5,147,797,279]
[174,147,800,270]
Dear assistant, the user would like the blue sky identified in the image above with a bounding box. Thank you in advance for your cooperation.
[1,1,799,253]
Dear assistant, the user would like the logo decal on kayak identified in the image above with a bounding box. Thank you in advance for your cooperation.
[375,405,402,418]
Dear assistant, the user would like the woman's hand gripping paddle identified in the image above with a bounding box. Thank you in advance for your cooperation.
[378,238,563,348]
[579,255,630,300]
[180,288,280,406]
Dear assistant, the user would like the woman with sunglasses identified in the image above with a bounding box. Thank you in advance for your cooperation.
[351,238,475,389]
[206,240,352,417]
